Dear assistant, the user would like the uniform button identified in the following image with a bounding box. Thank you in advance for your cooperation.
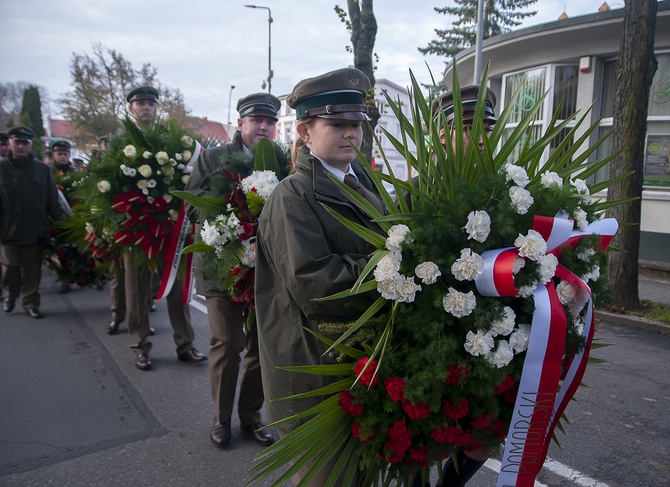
[327,351,336,359]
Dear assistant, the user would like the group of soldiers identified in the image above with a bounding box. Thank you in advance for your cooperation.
[0,73,499,486]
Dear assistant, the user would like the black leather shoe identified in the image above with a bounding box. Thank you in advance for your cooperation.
[148,326,156,336]
[242,422,275,446]
[135,353,152,371]
[178,348,208,364]
[3,299,15,313]
[107,320,121,335]
[26,308,43,319]
[210,420,231,447]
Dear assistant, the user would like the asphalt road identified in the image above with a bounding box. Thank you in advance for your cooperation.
[1,270,668,486]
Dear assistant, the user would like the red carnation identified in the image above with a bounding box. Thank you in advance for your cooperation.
[441,398,469,420]
[339,390,364,417]
[430,425,462,444]
[504,383,520,404]
[402,401,432,420]
[462,437,482,452]
[408,445,429,467]
[494,375,515,395]
[470,413,493,429]
[384,377,406,402]
[489,418,508,439]
[445,363,469,385]
[354,357,379,386]
[351,421,374,443]
[384,420,412,454]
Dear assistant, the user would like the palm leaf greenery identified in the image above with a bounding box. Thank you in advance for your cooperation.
[246,63,628,487]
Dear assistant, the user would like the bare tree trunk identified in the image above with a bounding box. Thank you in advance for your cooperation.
[347,0,380,163]
[607,0,658,310]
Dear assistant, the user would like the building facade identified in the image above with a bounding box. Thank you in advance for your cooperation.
[445,3,670,264]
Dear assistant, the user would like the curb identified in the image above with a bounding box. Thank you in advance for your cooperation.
[595,310,670,336]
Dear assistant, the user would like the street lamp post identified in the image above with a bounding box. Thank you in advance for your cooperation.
[245,4,273,93]
[227,84,235,126]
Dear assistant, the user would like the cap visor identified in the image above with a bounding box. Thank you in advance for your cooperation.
[317,112,368,121]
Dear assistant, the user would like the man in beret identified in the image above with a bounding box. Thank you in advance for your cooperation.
[184,92,281,448]
[431,84,497,153]
[0,126,64,318]
[108,85,207,372]
[51,140,74,174]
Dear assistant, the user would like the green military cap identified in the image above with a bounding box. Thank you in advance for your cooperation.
[50,139,71,151]
[0,132,8,144]
[43,149,53,157]
[98,135,110,143]
[432,85,497,125]
[7,126,34,141]
[236,92,281,120]
[287,67,371,120]
[126,85,159,103]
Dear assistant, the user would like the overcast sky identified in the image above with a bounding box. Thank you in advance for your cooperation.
[2,0,616,125]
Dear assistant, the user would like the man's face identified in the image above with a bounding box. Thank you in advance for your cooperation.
[0,142,8,158]
[130,99,157,124]
[441,120,495,153]
[53,149,71,165]
[238,115,277,147]
[8,138,32,159]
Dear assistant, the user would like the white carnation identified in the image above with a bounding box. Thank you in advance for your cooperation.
[514,229,547,261]
[537,253,558,284]
[397,276,422,303]
[556,280,578,306]
[512,256,526,275]
[517,284,537,297]
[464,330,494,357]
[451,248,484,281]
[377,275,403,301]
[415,261,441,285]
[488,340,514,368]
[582,264,600,283]
[143,151,152,159]
[573,207,588,231]
[464,210,491,243]
[576,247,597,262]
[386,224,411,252]
[540,171,563,189]
[509,324,532,353]
[241,170,280,200]
[504,164,530,187]
[491,306,516,337]
[572,318,585,336]
[509,186,534,215]
[442,288,477,318]
[374,253,401,283]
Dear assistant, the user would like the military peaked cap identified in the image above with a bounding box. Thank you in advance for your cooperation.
[432,85,497,124]
[288,67,371,120]
[7,126,34,141]
[236,93,281,120]
[126,85,159,103]
[50,139,71,151]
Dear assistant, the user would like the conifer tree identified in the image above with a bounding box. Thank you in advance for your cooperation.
[19,85,45,138]
[419,0,538,61]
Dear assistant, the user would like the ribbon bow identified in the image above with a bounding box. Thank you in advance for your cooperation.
[475,215,618,487]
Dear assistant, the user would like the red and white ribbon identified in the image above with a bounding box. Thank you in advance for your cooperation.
[473,216,618,487]
[156,141,203,300]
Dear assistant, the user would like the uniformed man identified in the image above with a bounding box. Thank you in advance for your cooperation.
[41,149,54,166]
[51,139,74,174]
[184,92,282,448]
[117,84,207,371]
[0,126,64,318]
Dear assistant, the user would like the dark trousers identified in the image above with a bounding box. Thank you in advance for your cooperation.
[109,261,126,322]
[0,244,43,310]
[206,296,263,425]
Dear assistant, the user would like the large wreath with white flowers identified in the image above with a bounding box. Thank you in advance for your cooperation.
[248,69,622,487]
[66,118,199,270]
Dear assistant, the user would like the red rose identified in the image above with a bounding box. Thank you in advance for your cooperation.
[384,377,406,402]
[354,357,379,386]
[339,390,364,417]
[441,398,469,420]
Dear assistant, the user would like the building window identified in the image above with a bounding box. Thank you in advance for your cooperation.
[598,53,670,187]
